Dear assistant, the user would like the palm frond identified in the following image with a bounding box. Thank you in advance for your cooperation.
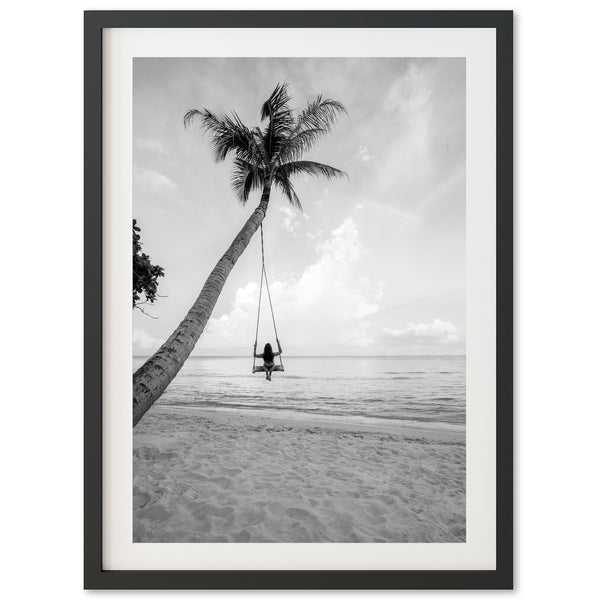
[260,82,292,122]
[230,159,265,205]
[260,82,295,161]
[249,128,269,167]
[294,97,347,135]
[185,85,346,208]
[276,127,328,164]
[276,96,347,164]
[273,171,302,211]
[183,108,260,165]
[277,160,348,181]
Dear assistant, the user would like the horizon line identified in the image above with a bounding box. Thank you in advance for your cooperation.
[133,354,467,359]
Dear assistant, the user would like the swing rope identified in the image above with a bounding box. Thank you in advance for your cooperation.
[253,223,284,370]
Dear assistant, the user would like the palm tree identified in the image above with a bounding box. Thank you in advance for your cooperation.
[133,83,347,426]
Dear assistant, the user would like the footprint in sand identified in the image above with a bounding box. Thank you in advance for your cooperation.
[286,507,311,519]
[195,504,234,518]
[239,506,266,526]
[371,493,395,506]
[191,517,212,533]
[285,507,321,531]
[232,529,251,542]
[137,504,171,523]
[157,450,180,460]
[331,512,355,535]
[265,501,285,517]
[133,492,150,508]
[183,472,231,488]
[133,446,158,461]
[222,467,242,476]
[288,523,310,542]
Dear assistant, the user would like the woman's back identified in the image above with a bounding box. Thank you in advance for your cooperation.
[253,341,283,380]
[262,343,275,365]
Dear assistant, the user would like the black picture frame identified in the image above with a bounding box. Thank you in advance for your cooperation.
[84,10,513,590]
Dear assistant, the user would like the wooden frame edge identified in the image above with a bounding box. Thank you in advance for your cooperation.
[84,9,513,589]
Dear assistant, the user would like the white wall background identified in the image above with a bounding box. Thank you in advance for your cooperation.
[1,0,598,597]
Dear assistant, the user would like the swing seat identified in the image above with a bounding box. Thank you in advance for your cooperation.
[253,365,284,374]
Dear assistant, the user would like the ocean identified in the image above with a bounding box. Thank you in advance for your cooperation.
[133,355,465,433]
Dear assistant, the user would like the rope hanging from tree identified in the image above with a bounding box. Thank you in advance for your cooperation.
[253,223,284,372]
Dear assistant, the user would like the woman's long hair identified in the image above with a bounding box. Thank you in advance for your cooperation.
[263,343,274,362]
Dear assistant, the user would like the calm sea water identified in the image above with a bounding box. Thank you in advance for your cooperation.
[133,355,465,432]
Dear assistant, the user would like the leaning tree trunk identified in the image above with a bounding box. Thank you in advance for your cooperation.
[133,183,272,426]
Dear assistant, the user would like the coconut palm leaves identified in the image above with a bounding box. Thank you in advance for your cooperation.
[133,84,347,426]
[230,158,265,204]
[184,82,347,209]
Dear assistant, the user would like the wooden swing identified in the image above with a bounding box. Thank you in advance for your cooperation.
[252,223,284,374]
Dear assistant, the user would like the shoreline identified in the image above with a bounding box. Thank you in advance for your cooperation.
[150,404,465,443]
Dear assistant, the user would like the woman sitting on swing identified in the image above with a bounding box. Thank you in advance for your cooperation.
[253,341,283,381]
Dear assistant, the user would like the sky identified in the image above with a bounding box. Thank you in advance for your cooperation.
[133,57,465,356]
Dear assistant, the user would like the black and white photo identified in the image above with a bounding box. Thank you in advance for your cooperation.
[132,57,467,544]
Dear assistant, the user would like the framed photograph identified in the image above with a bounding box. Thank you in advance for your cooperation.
[84,10,513,589]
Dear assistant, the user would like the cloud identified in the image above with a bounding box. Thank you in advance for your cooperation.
[278,205,309,235]
[132,58,465,357]
[135,137,170,157]
[305,228,324,240]
[361,200,420,224]
[133,327,165,353]
[358,145,374,162]
[196,216,385,354]
[382,319,461,346]
[134,165,177,194]
[384,61,435,114]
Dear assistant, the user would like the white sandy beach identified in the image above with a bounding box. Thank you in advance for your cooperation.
[133,405,465,543]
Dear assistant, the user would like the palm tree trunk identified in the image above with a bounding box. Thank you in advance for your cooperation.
[133,183,272,426]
